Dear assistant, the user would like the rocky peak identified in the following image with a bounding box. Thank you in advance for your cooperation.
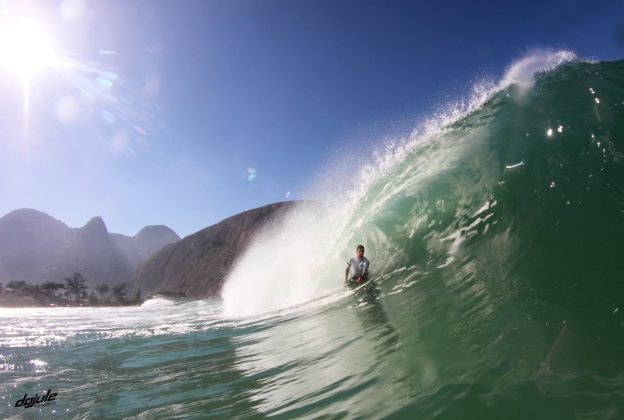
[81,216,109,236]
[0,209,180,286]
[1,208,67,229]
[134,225,181,260]
[135,225,180,242]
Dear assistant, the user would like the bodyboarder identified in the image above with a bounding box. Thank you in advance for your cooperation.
[345,244,370,287]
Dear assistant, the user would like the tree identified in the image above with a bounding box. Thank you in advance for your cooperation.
[7,280,27,291]
[41,282,64,299]
[38,282,65,304]
[112,283,127,303]
[64,273,88,304]
[95,283,110,301]
[6,281,34,297]
[88,292,98,305]
[41,282,65,292]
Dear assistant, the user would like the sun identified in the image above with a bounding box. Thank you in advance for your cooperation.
[0,19,59,79]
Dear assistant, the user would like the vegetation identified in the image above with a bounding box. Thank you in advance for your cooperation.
[0,273,143,307]
[112,283,127,302]
[154,290,188,299]
[64,272,88,304]
[95,283,110,303]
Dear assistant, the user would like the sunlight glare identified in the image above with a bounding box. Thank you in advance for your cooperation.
[0,20,59,78]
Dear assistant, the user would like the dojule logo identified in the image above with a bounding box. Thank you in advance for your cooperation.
[14,389,57,408]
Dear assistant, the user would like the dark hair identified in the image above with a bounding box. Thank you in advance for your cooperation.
[356,244,365,252]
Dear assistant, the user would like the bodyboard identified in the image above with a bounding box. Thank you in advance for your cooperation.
[346,278,376,295]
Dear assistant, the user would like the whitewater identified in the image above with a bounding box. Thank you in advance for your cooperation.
[2,52,624,418]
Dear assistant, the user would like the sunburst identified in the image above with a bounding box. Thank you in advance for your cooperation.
[0,19,59,79]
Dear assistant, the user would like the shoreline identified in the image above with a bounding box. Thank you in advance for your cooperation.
[0,296,144,308]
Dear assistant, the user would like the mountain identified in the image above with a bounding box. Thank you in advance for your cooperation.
[0,209,180,286]
[135,201,297,299]
[110,226,180,271]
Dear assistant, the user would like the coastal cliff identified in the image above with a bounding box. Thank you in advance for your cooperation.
[135,201,297,298]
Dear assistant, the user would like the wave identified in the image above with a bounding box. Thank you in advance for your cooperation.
[222,52,624,330]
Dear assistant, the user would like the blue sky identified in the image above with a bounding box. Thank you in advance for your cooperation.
[0,0,622,237]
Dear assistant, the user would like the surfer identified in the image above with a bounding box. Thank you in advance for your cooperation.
[345,244,370,287]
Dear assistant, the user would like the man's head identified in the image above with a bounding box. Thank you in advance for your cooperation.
[356,244,365,258]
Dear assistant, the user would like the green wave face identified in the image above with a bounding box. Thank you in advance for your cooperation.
[366,60,624,320]
[349,60,624,407]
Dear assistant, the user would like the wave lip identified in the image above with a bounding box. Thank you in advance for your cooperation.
[498,49,576,91]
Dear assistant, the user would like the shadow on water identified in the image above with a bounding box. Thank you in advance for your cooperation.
[222,282,409,418]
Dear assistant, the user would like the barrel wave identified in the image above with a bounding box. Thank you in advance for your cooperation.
[222,55,624,417]
[2,55,623,418]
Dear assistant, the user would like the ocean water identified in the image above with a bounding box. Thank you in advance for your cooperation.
[2,55,624,418]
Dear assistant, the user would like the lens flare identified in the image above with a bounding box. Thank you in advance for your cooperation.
[60,0,87,21]
[54,96,82,124]
[101,110,116,124]
[242,167,257,181]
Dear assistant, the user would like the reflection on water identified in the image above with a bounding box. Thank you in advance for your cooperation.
[229,286,409,417]
[353,284,400,357]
